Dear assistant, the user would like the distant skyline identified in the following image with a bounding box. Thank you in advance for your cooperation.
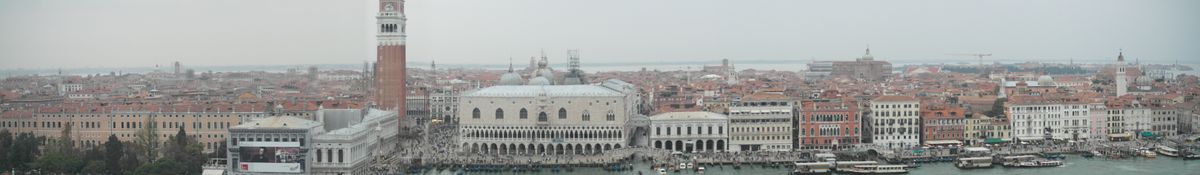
[2,0,1198,70]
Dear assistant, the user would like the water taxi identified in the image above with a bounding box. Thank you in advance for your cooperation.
[1140,149,1158,158]
[954,157,994,169]
[1156,145,1179,157]
[833,161,879,171]
[955,147,994,169]
[1000,155,1062,168]
[657,168,667,175]
[840,164,909,174]
[792,162,833,175]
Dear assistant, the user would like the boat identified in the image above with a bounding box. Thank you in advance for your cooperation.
[657,168,667,175]
[1000,155,1063,168]
[833,161,879,171]
[1156,145,1179,157]
[954,157,994,169]
[792,162,833,175]
[1012,160,1063,168]
[839,164,909,174]
[1140,149,1158,158]
[1184,153,1200,160]
[697,166,705,173]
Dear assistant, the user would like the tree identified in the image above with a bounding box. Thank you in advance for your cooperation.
[57,122,76,155]
[82,161,106,175]
[134,116,160,164]
[121,141,144,174]
[164,127,205,174]
[8,132,42,172]
[0,129,12,172]
[104,134,124,175]
[211,141,228,159]
[82,147,104,168]
[133,159,188,175]
[985,98,1007,118]
[33,150,83,174]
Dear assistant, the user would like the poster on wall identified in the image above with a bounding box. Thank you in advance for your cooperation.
[239,147,304,173]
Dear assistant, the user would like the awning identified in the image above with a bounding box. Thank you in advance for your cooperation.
[984,138,1008,144]
[1108,133,1133,138]
[1140,132,1154,137]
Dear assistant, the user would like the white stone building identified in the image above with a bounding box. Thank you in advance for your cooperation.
[649,111,729,153]
[1008,100,1092,141]
[429,91,460,122]
[869,96,920,149]
[457,79,639,155]
[1088,103,1109,140]
[227,108,398,175]
[728,101,794,152]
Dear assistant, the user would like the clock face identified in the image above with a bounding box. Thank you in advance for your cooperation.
[385,3,394,11]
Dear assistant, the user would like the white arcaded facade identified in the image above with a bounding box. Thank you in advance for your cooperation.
[649,111,729,153]
[458,80,639,155]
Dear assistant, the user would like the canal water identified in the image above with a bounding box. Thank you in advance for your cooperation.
[411,155,1199,175]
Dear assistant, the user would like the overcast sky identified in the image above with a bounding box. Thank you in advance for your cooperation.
[2,0,1198,70]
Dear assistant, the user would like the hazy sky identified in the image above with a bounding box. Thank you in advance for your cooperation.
[2,0,1198,70]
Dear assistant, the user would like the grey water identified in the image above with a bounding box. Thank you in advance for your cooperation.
[411,155,1199,175]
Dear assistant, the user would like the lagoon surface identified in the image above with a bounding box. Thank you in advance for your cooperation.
[410,155,1199,175]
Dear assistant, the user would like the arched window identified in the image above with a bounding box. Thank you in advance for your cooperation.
[520,108,529,119]
[558,108,567,119]
[582,110,591,121]
[538,112,548,122]
[495,108,504,119]
[606,110,616,121]
[472,108,481,119]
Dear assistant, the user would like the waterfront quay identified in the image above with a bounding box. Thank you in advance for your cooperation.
[376,120,1200,174]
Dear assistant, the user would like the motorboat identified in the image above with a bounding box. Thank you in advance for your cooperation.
[954,157,994,169]
[1156,145,1179,157]
[840,164,909,174]
[792,162,833,175]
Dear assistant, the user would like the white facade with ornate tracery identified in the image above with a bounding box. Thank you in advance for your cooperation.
[457,80,639,155]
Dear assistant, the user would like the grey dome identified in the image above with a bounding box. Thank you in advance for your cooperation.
[1037,75,1054,86]
[528,77,551,85]
[498,73,524,85]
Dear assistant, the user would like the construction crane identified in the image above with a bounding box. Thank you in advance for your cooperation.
[946,53,993,68]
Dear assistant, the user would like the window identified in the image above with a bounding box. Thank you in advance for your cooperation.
[606,110,616,121]
[472,108,480,118]
[582,110,591,121]
[495,108,504,119]
[558,108,567,119]
[338,149,344,163]
[520,108,528,119]
[538,112,548,122]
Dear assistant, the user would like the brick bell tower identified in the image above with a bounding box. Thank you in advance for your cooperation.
[376,0,406,123]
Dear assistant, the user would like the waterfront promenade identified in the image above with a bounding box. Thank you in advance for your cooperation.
[375,122,1200,174]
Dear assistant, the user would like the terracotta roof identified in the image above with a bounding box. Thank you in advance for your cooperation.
[873,95,916,102]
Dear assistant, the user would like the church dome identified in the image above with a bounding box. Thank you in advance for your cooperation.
[528,77,551,85]
[1136,76,1153,85]
[537,69,555,83]
[1037,75,1054,86]
[498,73,524,85]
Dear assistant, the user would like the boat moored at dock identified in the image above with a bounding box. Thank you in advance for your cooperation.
[840,164,909,174]
[792,162,834,175]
